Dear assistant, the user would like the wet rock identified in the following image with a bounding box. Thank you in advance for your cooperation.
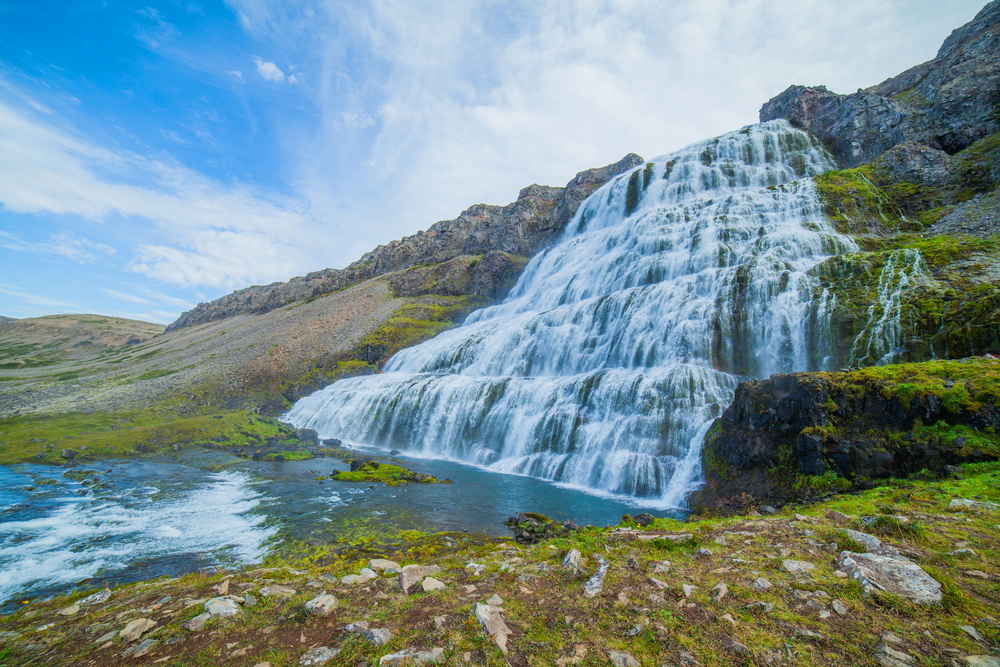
[634,513,655,527]
[60,449,78,459]
[119,618,156,642]
[608,650,640,667]
[205,598,241,618]
[299,646,340,666]
[583,557,609,598]
[782,559,815,574]
[836,552,942,604]
[183,612,211,632]
[259,585,296,598]
[305,594,339,617]
[379,647,446,666]
[562,549,582,573]
[369,559,401,574]
[473,603,511,655]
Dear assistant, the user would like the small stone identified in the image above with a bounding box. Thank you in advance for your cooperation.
[652,560,671,574]
[259,585,296,598]
[183,612,211,632]
[724,635,749,654]
[465,562,486,576]
[959,625,985,642]
[299,646,340,666]
[422,577,446,592]
[369,558,402,574]
[711,582,728,602]
[583,557,609,598]
[433,615,446,630]
[79,589,113,606]
[60,604,80,616]
[400,565,430,594]
[608,650,640,667]
[562,548,582,573]
[649,577,668,590]
[831,600,848,615]
[949,548,978,557]
[949,498,999,511]
[305,594,339,617]
[119,618,156,642]
[96,630,117,644]
[714,536,727,546]
[253,663,272,667]
[720,613,737,629]
[794,513,810,522]
[745,601,775,613]
[964,570,991,579]
[963,657,1000,667]
[205,598,241,617]
[473,603,511,655]
[825,509,851,524]
[379,648,445,666]
[364,627,393,646]
[693,548,712,559]
[874,643,914,666]
[463,585,477,593]
[782,559,815,574]
[122,638,158,658]
[486,594,503,606]
[880,631,903,644]
[750,577,772,591]
[244,593,258,607]
[682,584,697,598]
[217,579,230,595]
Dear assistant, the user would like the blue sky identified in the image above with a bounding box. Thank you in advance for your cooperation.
[0,0,985,324]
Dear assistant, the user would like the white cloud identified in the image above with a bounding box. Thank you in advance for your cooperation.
[229,70,244,82]
[0,95,340,289]
[253,56,285,82]
[0,284,80,309]
[101,288,153,304]
[0,229,116,263]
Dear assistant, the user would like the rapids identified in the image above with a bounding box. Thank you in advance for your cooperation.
[286,120,864,505]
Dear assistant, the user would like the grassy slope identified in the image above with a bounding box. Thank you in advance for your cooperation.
[0,463,997,666]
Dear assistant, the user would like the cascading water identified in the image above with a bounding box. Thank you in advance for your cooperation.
[286,120,860,506]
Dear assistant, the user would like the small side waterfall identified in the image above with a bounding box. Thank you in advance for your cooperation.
[286,120,860,505]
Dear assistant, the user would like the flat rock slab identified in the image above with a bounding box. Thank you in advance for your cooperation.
[964,657,1000,667]
[183,612,211,632]
[836,551,942,604]
[782,559,815,574]
[305,594,339,617]
[379,648,445,666]
[59,604,79,616]
[205,597,241,617]
[473,603,511,655]
[845,529,900,557]
[299,646,340,666]
[120,618,156,642]
[79,589,113,606]
[949,498,999,511]
[259,585,296,598]
[122,638,157,658]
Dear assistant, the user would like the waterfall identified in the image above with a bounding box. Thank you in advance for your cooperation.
[286,120,858,506]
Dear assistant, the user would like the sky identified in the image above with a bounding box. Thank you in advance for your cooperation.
[0,0,986,325]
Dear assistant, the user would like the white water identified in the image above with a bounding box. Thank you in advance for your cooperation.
[287,120,860,505]
[0,468,274,605]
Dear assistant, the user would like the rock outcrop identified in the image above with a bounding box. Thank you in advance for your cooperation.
[698,359,1000,506]
[166,154,642,332]
[761,1,1000,167]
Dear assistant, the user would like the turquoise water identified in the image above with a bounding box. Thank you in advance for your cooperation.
[0,449,683,612]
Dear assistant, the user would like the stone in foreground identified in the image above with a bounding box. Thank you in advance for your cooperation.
[299,646,340,666]
[369,558,402,574]
[422,577,446,592]
[608,650,640,667]
[305,594,339,617]
[119,618,156,642]
[473,603,511,655]
[205,597,241,617]
[259,585,296,598]
[836,552,942,604]
[379,647,446,666]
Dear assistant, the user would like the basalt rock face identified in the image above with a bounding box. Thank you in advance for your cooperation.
[166,154,642,332]
[760,1,1000,168]
[698,360,1000,507]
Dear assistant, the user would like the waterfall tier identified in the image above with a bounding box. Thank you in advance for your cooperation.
[286,120,860,505]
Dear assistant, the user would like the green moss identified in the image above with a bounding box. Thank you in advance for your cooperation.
[642,162,654,190]
[331,462,438,486]
[625,169,642,216]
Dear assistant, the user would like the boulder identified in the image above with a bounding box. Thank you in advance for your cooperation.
[835,551,942,604]
[369,559,402,574]
[305,594,338,617]
[421,577,446,592]
[60,449,78,460]
[400,565,429,594]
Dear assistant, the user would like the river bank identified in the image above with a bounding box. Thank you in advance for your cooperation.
[0,461,997,666]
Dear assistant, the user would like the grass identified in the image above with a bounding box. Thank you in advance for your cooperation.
[3,462,998,666]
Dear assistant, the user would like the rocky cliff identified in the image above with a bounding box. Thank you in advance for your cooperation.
[760,1,1000,168]
[166,154,642,332]
[698,359,1000,507]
